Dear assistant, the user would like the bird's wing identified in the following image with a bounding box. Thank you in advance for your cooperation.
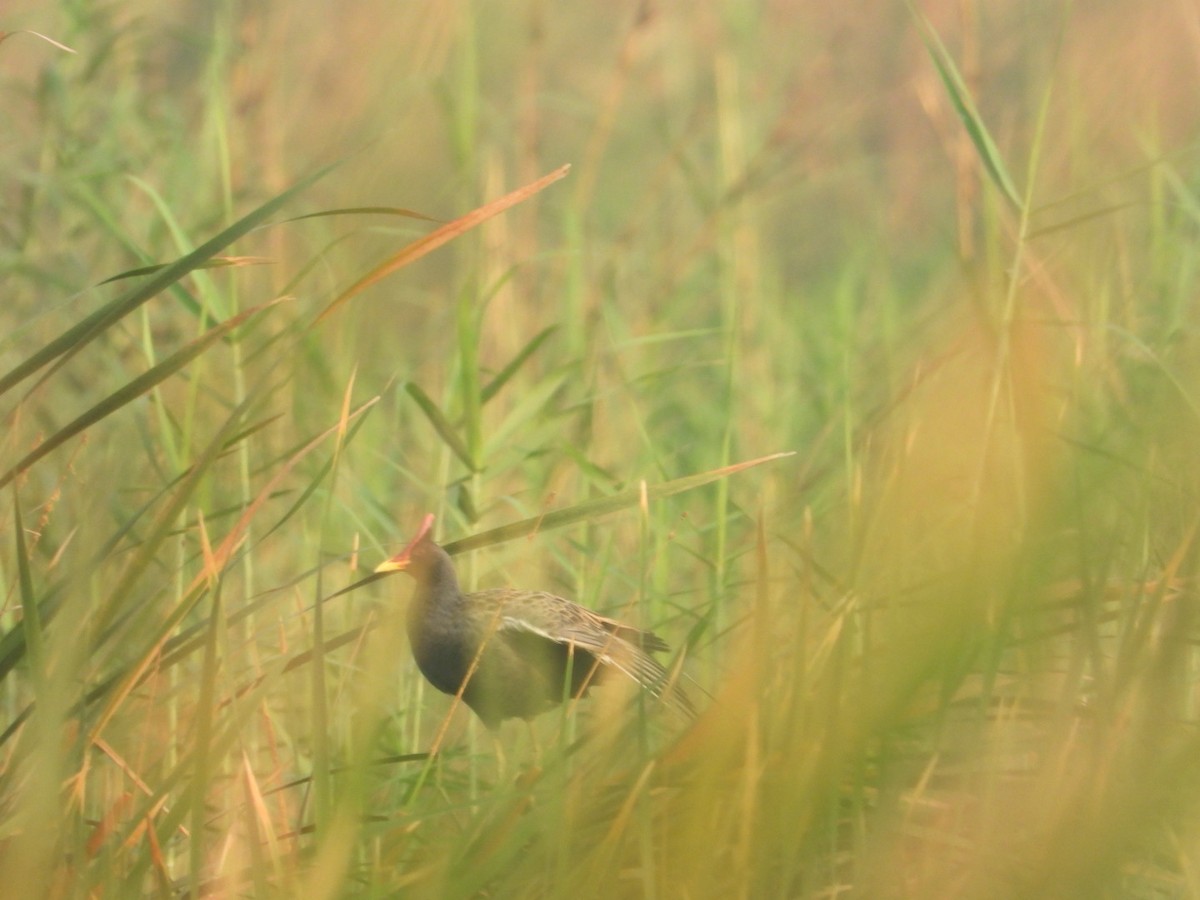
[469,589,667,649]
[590,612,670,652]
[468,589,693,715]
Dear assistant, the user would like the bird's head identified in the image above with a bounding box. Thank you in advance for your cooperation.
[374,513,438,578]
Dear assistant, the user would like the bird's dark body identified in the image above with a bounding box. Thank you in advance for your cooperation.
[378,515,693,729]
[408,605,596,728]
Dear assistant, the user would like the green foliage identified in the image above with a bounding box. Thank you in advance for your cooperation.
[2,1,1200,897]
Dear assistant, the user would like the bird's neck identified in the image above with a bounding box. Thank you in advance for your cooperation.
[410,545,465,616]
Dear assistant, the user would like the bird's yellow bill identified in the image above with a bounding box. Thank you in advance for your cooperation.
[374,557,410,574]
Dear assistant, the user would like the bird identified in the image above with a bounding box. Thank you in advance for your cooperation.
[374,514,695,729]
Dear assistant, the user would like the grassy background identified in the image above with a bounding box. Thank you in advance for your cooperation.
[4,1,1200,896]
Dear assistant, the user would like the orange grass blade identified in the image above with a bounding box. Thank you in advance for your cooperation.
[316,163,571,322]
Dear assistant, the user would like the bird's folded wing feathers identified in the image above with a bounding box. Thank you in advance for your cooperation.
[498,613,695,716]
[472,589,668,648]
[466,588,695,716]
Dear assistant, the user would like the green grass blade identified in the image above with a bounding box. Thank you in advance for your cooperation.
[258,406,377,543]
[12,492,44,693]
[281,205,440,224]
[457,286,483,470]
[0,162,335,398]
[909,4,1023,211]
[0,298,284,491]
[481,325,557,404]
[405,381,477,472]
[96,255,272,286]
[327,451,796,604]
[443,450,796,553]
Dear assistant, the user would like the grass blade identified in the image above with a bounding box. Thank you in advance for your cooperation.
[0,29,76,53]
[405,382,477,472]
[909,4,1022,211]
[443,450,795,553]
[86,396,379,745]
[316,164,570,321]
[282,205,440,224]
[465,451,796,554]
[12,492,43,691]
[481,326,557,404]
[0,298,286,491]
[0,162,334,398]
[96,256,273,286]
[326,451,796,603]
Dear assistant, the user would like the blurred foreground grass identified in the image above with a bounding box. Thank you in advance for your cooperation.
[3,1,1200,897]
